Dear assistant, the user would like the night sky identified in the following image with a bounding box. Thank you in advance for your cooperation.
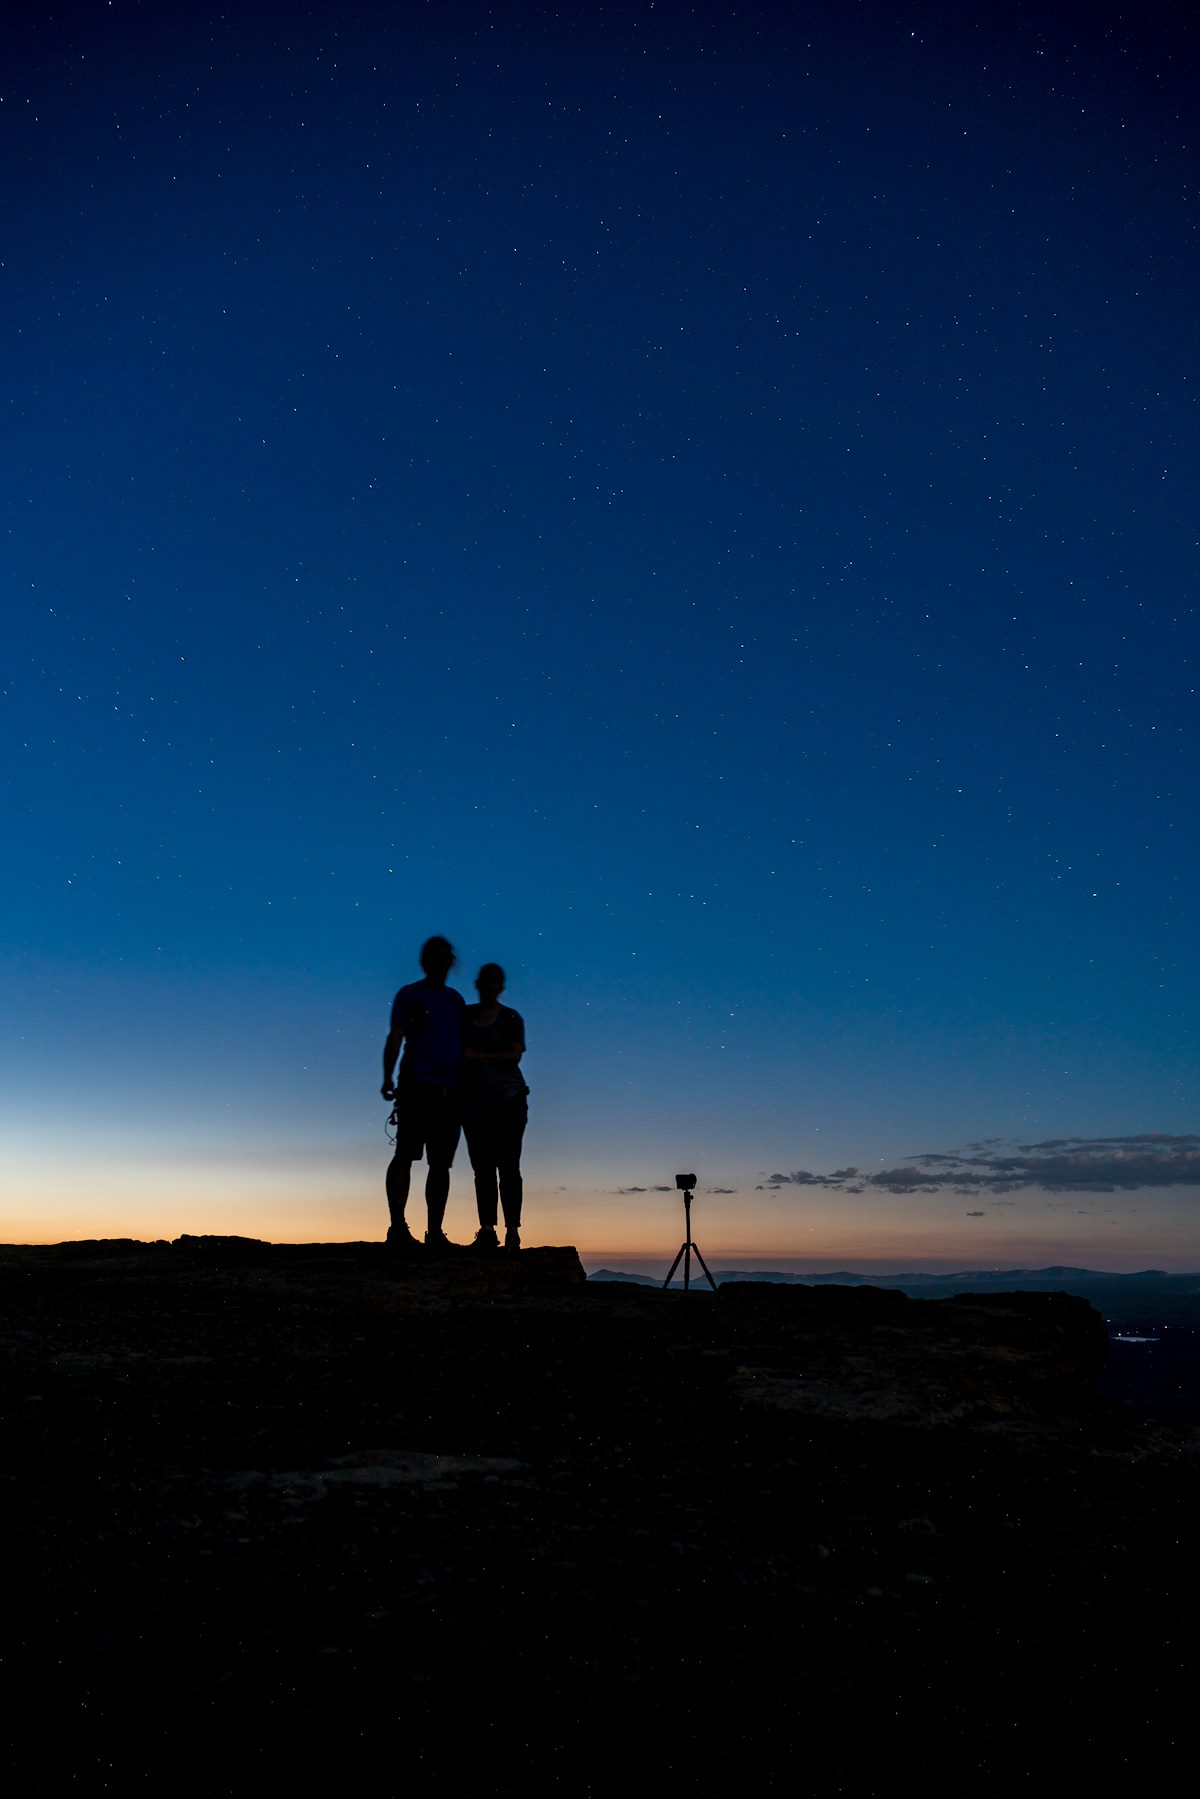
[4,1,1198,1267]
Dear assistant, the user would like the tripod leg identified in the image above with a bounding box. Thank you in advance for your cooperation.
[691,1242,718,1292]
[662,1243,687,1290]
[684,1244,691,1291]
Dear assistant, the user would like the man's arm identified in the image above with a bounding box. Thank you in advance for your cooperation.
[381,1027,404,1099]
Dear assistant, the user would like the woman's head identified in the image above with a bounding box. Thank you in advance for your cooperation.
[475,962,506,1001]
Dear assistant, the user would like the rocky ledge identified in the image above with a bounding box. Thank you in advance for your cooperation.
[1,1240,1196,1793]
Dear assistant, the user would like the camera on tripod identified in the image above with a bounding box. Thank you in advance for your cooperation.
[663,1173,715,1292]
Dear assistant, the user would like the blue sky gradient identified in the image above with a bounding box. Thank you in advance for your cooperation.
[3,1,1197,1263]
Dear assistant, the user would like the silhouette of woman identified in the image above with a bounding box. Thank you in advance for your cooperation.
[461,964,529,1252]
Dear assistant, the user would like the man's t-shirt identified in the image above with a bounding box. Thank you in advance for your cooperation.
[461,1005,529,1104]
[390,980,465,1085]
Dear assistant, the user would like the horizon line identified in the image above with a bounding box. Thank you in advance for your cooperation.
[3,1235,1198,1278]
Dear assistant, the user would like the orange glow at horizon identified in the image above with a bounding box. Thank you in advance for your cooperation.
[3,1163,1198,1273]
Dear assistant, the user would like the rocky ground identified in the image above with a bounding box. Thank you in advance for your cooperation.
[1,1237,1197,1793]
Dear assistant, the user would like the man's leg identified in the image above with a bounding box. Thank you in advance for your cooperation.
[423,1088,462,1242]
[424,1162,451,1236]
[385,1154,413,1230]
[386,1093,424,1246]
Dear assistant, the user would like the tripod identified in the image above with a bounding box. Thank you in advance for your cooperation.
[662,1184,717,1292]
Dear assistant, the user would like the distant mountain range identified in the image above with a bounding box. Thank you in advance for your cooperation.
[588,1265,1200,1298]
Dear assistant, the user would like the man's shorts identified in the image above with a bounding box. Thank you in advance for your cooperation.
[393,1082,461,1167]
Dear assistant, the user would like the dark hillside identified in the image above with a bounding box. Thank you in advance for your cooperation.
[1,1239,1197,1793]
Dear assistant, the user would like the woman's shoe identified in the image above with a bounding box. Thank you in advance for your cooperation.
[471,1227,499,1254]
[503,1228,521,1252]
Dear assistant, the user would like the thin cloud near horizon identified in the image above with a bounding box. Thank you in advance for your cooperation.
[611,1184,738,1196]
[758,1134,1200,1197]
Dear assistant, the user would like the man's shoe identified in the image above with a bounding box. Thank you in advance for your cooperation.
[386,1223,421,1253]
[424,1229,454,1256]
[503,1228,521,1252]
[471,1227,500,1254]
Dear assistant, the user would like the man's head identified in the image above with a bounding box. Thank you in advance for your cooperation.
[419,935,457,981]
[475,962,506,1003]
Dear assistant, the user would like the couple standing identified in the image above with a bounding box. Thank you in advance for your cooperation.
[380,935,529,1254]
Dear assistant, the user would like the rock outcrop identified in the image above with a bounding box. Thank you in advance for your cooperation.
[1,1241,1195,1793]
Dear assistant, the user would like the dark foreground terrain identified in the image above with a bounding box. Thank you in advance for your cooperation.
[2,1238,1197,1794]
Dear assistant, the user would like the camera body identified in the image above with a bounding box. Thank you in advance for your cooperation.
[675,1173,697,1191]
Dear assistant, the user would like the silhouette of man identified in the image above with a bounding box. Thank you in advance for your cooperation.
[381,935,465,1252]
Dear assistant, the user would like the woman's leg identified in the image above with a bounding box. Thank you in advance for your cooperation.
[496,1101,528,1233]
[463,1113,500,1228]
